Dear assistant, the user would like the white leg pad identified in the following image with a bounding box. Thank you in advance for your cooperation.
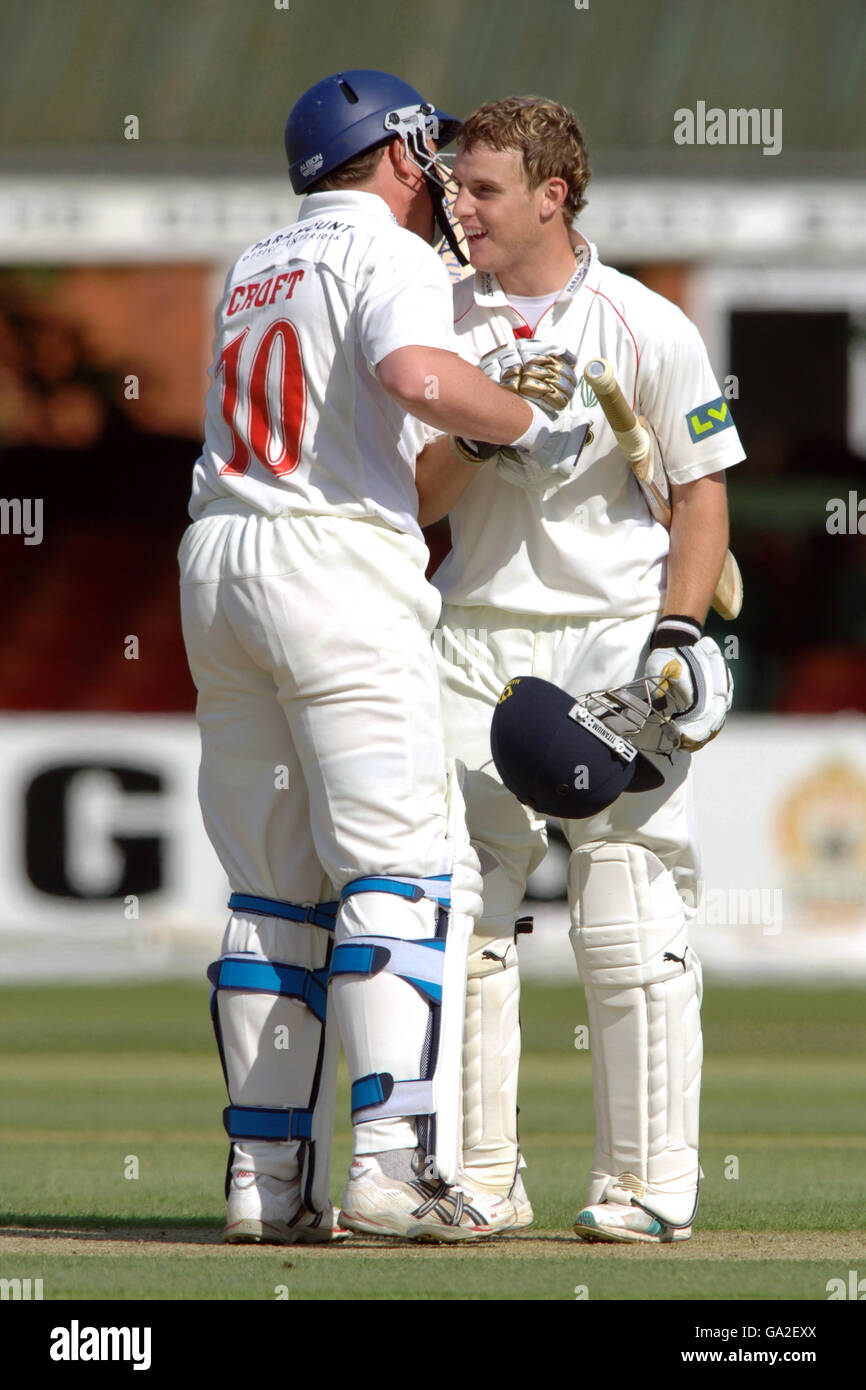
[332,891,440,1160]
[569,841,702,1231]
[434,761,478,1183]
[462,926,521,1194]
[329,759,477,1185]
[210,909,339,1213]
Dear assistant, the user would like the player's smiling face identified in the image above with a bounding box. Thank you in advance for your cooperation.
[452,145,554,278]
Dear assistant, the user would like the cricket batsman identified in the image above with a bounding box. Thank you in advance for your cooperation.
[416,96,744,1242]
[178,73,582,1243]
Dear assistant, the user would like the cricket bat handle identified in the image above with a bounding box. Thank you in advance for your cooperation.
[583,357,651,467]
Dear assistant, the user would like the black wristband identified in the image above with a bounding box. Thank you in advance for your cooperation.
[450,435,499,466]
[650,614,703,650]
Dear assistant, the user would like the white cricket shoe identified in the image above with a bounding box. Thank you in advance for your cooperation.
[222,1169,347,1245]
[573,1199,691,1244]
[457,1165,533,1230]
[339,1156,517,1242]
[509,1169,534,1230]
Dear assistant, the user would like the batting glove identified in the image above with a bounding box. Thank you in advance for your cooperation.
[451,341,579,471]
[644,620,733,751]
[495,406,591,489]
[479,340,579,417]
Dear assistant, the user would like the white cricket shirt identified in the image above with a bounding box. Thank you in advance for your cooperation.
[189,191,457,538]
[433,239,745,618]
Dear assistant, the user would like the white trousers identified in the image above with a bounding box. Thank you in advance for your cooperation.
[436,604,699,923]
[436,602,701,1201]
[179,510,450,896]
[180,509,453,1165]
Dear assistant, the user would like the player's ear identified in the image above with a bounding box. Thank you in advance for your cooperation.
[388,136,414,184]
[539,176,569,220]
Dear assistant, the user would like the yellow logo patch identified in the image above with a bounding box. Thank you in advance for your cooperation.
[686,396,734,442]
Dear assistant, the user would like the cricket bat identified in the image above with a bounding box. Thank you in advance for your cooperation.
[583,358,743,621]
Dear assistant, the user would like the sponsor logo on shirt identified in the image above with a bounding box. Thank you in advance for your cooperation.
[579,377,597,408]
[563,245,591,296]
[686,396,734,442]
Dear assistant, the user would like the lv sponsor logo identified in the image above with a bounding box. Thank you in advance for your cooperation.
[686,396,734,442]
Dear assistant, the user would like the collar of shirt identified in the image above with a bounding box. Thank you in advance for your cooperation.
[471,235,600,318]
[298,189,399,225]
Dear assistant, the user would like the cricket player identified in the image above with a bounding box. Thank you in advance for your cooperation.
[178,72,582,1244]
[415,96,744,1242]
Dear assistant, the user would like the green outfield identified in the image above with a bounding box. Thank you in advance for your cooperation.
[1,980,864,1300]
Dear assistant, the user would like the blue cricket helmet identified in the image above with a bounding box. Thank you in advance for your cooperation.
[285,69,461,193]
[491,675,668,820]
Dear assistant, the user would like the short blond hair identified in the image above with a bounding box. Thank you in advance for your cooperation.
[458,96,591,219]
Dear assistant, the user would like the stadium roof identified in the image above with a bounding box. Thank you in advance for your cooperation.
[0,0,863,176]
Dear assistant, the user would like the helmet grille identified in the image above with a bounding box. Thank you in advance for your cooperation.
[338,81,359,104]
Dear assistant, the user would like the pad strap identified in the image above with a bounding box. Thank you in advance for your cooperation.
[335,872,458,1160]
[208,954,330,1024]
[223,1104,313,1142]
[332,913,450,1125]
[228,892,338,929]
[340,874,451,907]
[329,936,445,1003]
[350,1073,435,1124]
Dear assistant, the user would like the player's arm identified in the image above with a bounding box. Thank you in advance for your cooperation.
[415,432,479,526]
[377,345,533,443]
[645,470,734,751]
[383,340,581,522]
[663,471,730,623]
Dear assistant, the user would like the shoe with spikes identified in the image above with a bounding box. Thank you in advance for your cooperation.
[339,1156,517,1242]
[223,1170,348,1244]
[574,1173,693,1244]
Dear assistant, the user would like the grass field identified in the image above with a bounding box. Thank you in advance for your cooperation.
[1,979,865,1301]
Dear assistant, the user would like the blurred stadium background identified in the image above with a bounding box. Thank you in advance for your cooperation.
[1,0,865,990]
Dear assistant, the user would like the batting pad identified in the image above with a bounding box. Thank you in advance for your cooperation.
[462,926,521,1194]
[568,841,702,1231]
[329,759,476,1185]
[209,904,339,1213]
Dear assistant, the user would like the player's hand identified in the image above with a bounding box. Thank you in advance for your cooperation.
[495,406,591,490]
[644,635,733,750]
[452,341,580,470]
[479,341,578,417]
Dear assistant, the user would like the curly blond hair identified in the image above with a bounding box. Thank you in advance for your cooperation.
[458,96,591,220]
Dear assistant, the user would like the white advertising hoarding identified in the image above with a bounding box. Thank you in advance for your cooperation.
[1,714,864,982]
[0,715,227,981]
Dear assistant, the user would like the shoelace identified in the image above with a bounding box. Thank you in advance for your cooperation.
[408,1178,486,1228]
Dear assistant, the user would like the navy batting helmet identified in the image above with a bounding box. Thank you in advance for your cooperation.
[285,69,460,194]
[490,675,673,820]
